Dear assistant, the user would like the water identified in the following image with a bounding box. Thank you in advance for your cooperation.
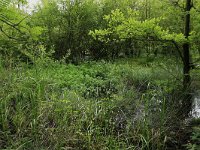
[192,90,200,118]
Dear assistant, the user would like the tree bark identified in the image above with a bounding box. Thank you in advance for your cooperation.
[183,0,191,89]
[182,0,192,116]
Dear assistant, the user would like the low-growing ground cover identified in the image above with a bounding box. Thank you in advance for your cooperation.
[0,58,195,149]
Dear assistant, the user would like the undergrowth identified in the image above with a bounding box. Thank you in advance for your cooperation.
[0,58,185,149]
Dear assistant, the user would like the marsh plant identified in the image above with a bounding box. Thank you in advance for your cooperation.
[0,58,186,149]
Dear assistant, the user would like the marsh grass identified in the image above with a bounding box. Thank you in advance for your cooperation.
[0,58,184,149]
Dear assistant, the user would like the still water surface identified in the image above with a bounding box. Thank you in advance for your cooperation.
[192,90,200,118]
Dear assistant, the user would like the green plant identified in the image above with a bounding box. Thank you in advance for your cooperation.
[186,127,200,150]
[0,58,183,149]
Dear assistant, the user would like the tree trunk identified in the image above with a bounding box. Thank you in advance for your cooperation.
[183,0,191,88]
[182,0,192,115]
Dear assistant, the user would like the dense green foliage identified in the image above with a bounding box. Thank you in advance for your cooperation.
[1,0,200,62]
[0,0,200,149]
[0,58,185,149]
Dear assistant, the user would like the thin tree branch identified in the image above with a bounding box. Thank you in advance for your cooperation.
[0,14,32,41]
[0,18,22,33]
[15,15,30,26]
[0,15,30,32]
[0,27,20,40]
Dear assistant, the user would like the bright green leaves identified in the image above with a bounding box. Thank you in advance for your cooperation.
[89,29,112,43]
[0,0,11,9]
[118,18,161,39]
[90,9,186,44]
[104,9,125,27]
[30,26,44,40]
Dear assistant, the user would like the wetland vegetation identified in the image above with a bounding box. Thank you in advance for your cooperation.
[0,0,200,149]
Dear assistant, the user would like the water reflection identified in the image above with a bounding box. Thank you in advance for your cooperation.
[192,91,200,118]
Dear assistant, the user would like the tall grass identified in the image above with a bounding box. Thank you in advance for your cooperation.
[0,58,184,149]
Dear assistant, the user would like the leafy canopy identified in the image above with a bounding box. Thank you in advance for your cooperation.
[89,9,186,44]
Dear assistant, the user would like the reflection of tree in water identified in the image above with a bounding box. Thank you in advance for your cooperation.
[192,91,200,118]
